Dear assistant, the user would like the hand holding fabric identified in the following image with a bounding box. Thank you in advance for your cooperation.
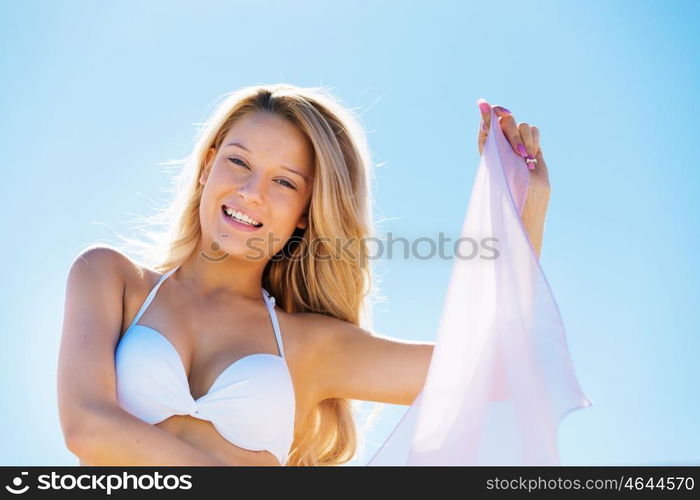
[367,101,591,466]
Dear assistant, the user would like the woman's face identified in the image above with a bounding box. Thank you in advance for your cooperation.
[199,110,315,262]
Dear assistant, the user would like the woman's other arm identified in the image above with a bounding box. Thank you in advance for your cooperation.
[58,246,227,466]
[519,172,551,259]
[308,313,434,407]
[476,99,552,259]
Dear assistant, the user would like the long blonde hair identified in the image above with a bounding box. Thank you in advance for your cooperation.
[114,83,381,465]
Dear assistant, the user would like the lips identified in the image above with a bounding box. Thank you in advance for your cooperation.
[221,204,263,227]
[221,206,263,232]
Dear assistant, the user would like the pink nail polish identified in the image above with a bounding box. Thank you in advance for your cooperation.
[526,156,536,170]
[478,102,490,114]
[517,143,528,157]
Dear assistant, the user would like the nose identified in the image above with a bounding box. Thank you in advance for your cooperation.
[237,172,265,205]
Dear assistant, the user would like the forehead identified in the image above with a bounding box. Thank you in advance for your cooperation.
[223,111,315,175]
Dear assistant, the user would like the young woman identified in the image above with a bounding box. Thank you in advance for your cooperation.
[57,84,549,466]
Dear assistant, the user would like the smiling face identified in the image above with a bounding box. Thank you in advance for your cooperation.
[198,110,315,262]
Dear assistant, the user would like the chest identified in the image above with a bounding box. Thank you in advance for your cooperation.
[118,271,318,428]
[123,278,279,387]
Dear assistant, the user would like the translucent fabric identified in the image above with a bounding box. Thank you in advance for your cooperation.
[367,106,592,465]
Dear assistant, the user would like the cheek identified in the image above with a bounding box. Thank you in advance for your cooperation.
[205,161,239,188]
[201,169,234,209]
[271,197,305,227]
[198,184,227,232]
[200,182,217,210]
[264,202,306,248]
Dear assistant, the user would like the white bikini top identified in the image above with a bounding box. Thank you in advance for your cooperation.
[114,265,296,465]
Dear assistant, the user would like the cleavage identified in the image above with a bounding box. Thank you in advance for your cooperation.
[139,316,281,401]
[128,271,281,400]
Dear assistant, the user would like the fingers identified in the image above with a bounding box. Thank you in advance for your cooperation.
[498,114,527,157]
[530,148,550,186]
[531,125,541,155]
[477,98,492,155]
[475,100,545,175]
[519,123,544,172]
[477,99,512,155]
[492,105,511,118]
[518,122,537,157]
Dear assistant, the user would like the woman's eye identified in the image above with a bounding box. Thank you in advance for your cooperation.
[229,158,295,189]
[229,157,249,169]
[276,179,296,189]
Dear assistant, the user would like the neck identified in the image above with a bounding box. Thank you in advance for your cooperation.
[173,236,269,302]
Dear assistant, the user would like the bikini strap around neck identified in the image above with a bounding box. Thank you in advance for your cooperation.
[128,264,181,331]
[262,288,285,358]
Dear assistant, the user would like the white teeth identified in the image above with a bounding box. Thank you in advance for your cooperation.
[224,206,260,226]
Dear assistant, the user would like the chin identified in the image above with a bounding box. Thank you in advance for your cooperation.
[211,236,270,264]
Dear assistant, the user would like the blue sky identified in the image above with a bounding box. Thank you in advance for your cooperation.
[1,0,698,465]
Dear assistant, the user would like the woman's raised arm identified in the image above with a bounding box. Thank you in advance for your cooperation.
[57,246,227,466]
[477,99,551,259]
[308,313,434,407]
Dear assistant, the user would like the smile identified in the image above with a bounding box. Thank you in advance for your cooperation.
[221,205,263,231]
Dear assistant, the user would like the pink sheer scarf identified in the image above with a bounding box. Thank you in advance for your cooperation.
[367,107,592,465]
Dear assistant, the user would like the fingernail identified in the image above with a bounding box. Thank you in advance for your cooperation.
[517,143,528,157]
[495,106,511,115]
[478,102,490,114]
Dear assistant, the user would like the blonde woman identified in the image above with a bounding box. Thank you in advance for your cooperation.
[57,84,549,466]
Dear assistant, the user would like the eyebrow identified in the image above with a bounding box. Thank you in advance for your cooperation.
[226,141,314,182]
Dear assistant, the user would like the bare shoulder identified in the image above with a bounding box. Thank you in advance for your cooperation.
[73,244,156,288]
[281,310,371,365]
[69,245,152,311]
[283,310,344,344]
[295,311,372,342]
[70,244,137,281]
[270,309,330,362]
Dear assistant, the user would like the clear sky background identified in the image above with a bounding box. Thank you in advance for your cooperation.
[1,0,698,466]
